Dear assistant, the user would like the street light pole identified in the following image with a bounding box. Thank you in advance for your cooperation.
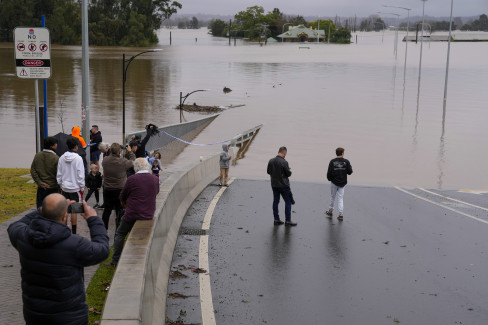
[282,23,292,43]
[443,0,454,110]
[382,5,411,85]
[417,0,428,107]
[377,12,401,58]
[179,89,210,123]
[122,49,162,144]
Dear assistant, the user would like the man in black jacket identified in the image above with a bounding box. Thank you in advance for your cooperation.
[325,147,353,221]
[7,194,109,325]
[267,146,297,226]
[90,125,103,168]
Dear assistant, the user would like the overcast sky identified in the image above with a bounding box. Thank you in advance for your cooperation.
[178,0,487,18]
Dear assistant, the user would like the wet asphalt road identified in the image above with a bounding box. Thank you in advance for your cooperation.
[166,180,488,325]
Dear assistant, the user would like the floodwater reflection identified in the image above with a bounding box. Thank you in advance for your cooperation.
[1,30,488,190]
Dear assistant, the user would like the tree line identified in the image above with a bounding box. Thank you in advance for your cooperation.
[0,0,182,46]
[209,6,352,43]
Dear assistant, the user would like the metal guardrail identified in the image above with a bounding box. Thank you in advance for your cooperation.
[230,124,263,147]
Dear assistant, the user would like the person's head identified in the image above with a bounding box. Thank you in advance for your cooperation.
[336,147,345,157]
[66,138,79,152]
[43,137,58,150]
[90,164,98,174]
[153,160,159,166]
[153,152,161,159]
[71,126,81,137]
[98,142,109,153]
[134,133,142,141]
[91,125,99,134]
[129,141,138,151]
[134,158,151,172]
[278,146,287,158]
[110,143,122,156]
[41,193,68,223]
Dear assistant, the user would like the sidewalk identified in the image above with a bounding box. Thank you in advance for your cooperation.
[0,201,117,324]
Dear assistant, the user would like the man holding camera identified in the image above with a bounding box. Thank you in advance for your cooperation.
[7,194,109,325]
[102,143,135,231]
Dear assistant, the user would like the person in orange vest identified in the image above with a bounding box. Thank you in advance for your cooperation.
[71,126,87,148]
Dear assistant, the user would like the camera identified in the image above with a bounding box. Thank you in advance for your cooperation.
[68,203,84,214]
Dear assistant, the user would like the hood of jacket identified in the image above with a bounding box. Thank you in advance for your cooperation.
[72,126,81,138]
[222,144,229,152]
[27,216,71,248]
[61,151,79,164]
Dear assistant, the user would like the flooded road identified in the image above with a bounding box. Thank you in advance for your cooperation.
[1,28,487,189]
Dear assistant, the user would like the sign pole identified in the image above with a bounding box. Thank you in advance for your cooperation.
[34,79,41,152]
[42,15,48,137]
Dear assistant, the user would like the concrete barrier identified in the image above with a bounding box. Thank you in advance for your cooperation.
[101,154,220,325]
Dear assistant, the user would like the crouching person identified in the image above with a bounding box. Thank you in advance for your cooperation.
[7,194,109,325]
[108,158,159,266]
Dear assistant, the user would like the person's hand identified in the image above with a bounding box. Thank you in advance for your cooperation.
[126,145,131,152]
[149,125,154,129]
[229,155,233,159]
[81,200,97,220]
[66,199,76,206]
[40,182,50,189]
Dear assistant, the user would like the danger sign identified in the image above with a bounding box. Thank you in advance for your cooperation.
[14,27,51,79]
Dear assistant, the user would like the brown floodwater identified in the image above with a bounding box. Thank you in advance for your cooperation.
[1,28,487,190]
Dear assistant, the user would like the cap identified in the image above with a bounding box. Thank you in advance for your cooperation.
[134,133,142,139]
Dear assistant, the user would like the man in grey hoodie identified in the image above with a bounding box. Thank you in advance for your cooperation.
[57,138,85,234]
[219,144,232,186]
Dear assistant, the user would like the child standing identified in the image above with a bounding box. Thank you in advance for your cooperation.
[85,164,103,208]
[219,144,232,186]
[152,159,161,178]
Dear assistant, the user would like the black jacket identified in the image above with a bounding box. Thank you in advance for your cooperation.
[86,171,102,189]
[90,131,102,152]
[327,157,353,187]
[7,210,109,325]
[134,133,151,158]
[267,155,292,188]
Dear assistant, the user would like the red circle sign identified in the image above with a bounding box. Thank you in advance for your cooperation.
[17,43,25,51]
[28,43,36,52]
[40,43,48,52]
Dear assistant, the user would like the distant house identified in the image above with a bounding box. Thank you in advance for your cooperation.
[277,25,326,42]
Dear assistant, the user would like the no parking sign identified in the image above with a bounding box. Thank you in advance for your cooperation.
[14,27,51,79]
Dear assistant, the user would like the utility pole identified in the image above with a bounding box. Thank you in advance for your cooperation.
[81,0,90,149]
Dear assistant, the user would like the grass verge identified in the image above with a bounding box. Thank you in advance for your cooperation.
[86,247,116,325]
[0,168,36,224]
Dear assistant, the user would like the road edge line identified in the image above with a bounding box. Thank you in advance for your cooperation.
[394,186,488,225]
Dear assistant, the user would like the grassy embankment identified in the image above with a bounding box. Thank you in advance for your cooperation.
[0,168,115,325]
[0,168,36,223]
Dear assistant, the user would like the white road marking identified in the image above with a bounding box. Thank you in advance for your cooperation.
[199,177,235,325]
[418,187,488,213]
[394,186,488,225]
[199,235,215,325]
[202,178,234,230]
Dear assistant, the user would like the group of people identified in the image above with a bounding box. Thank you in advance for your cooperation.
[8,124,161,324]
[267,146,353,226]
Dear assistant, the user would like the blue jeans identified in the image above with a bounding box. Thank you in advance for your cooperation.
[272,186,292,222]
[328,183,345,214]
